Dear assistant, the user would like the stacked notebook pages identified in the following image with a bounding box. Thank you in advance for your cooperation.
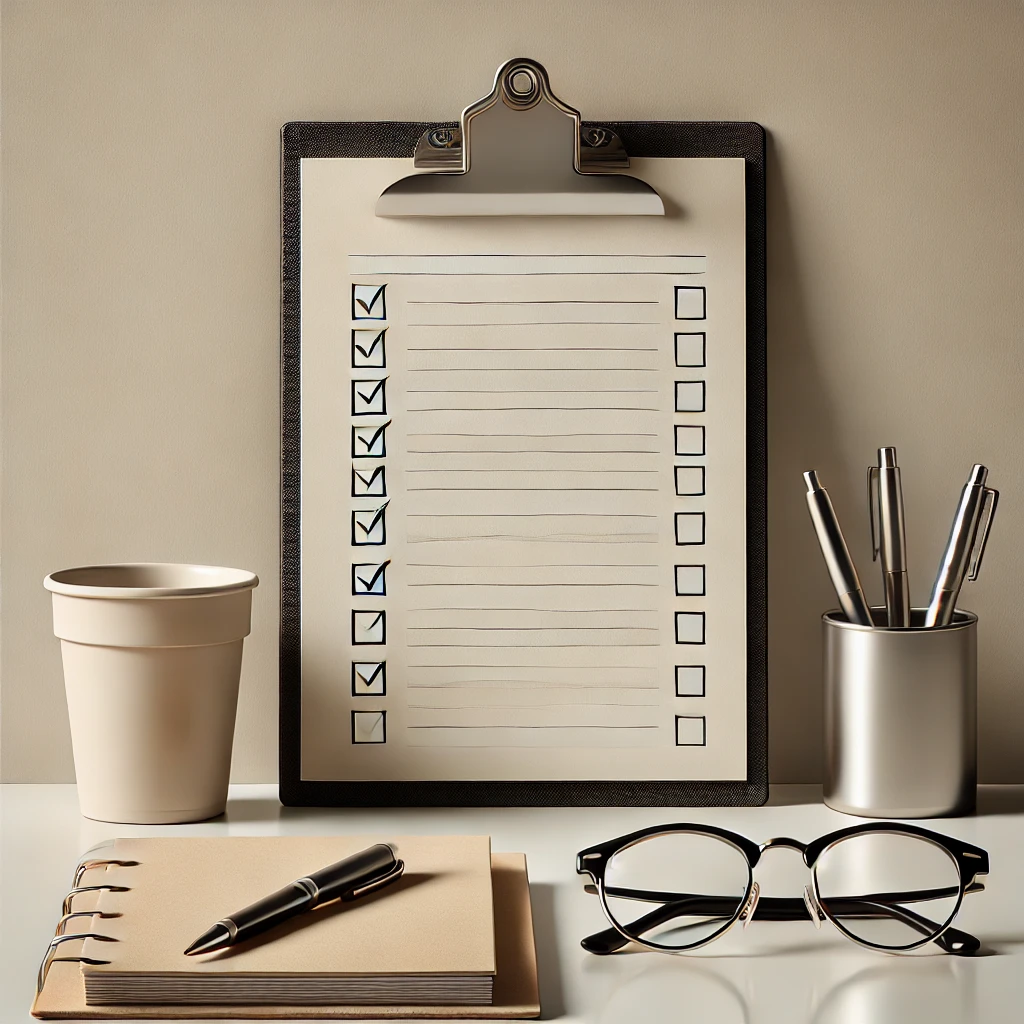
[32,835,540,1019]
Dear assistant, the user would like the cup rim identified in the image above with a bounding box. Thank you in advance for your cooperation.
[822,607,978,632]
[44,562,259,599]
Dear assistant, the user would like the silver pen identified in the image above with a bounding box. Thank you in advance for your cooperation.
[924,464,998,627]
[804,470,873,626]
[868,446,911,627]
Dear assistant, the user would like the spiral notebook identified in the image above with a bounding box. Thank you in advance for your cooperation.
[31,836,540,1019]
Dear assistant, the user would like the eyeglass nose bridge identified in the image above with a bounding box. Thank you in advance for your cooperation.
[759,836,808,854]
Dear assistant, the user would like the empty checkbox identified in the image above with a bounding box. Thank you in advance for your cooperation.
[675,565,706,596]
[675,715,706,745]
[674,286,706,320]
[675,425,705,456]
[675,381,706,412]
[674,512,706,545]
[674,466,706,496]
[675,666,706,697]
[675,333,706,367]
[675,612,706,644]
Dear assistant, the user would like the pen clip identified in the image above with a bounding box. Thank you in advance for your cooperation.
[344,858,405,901]
[867,465,881,562]
[967,487,999,582]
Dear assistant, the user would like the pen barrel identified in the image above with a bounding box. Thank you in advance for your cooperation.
[877,467,908,573]
[226,882,314,943]
[304,843,398,904]
[926,484,987,624]
[806,489,872,626]
[883,570,911,629]
[924,590,958,629]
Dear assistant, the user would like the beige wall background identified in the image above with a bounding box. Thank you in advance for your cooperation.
[2,0,1023,784]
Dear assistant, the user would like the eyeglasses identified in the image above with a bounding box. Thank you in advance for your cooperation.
[577,822,988,955]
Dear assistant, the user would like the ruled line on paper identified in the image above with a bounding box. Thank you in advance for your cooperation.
[408,347,659,352]
[347,254,707,275]
[406,367,660,373]
[405,513,659,518]
[409,321,660,327]
[406,299,660,305]
[407,724,659,730]
[405,582,660,587]
[407,432,660,437]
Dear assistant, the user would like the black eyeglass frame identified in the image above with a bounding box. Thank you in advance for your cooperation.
[576,821,989,956]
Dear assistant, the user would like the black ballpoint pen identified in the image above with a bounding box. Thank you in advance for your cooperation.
[183,843,404,956]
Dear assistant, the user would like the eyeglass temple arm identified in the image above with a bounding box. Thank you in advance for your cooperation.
[580,888,980,956]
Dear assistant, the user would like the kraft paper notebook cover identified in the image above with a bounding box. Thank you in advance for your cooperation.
[32,838,540,1019]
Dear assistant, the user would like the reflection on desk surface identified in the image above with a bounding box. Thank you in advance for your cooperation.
[585,953,978,1024]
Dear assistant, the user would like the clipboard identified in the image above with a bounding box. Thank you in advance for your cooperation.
[281,58,766,806]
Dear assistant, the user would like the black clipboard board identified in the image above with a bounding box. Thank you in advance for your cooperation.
[280,60,766,807]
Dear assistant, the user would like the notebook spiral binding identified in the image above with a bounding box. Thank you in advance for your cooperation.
[35,843,140,997]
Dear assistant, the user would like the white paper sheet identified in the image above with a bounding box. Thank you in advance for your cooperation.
[300,157,747,782]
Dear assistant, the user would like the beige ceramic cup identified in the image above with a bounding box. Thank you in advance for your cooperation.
[44,563,259,824]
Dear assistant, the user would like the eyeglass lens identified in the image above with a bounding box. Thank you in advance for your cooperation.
[813,831,962,950]
[603,832,751,950]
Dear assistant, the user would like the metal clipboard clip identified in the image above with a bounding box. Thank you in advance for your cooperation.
[35,843,138,997]
[377,57,665,217]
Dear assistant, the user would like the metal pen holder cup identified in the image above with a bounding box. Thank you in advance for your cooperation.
[823,608,977,818]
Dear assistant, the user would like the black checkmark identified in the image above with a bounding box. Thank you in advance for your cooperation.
[354,330,386,358]
[353,377,387,415]
[358,611,385,632]
[355,284,386,316]
[355,501,389,536]
[355,421,389,455]
[358,379,386,403]
[354,560,390,593]
[353,465,385,495]
[356,663,384,686]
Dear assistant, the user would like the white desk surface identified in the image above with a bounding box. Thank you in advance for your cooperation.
[3,784,1023,1023]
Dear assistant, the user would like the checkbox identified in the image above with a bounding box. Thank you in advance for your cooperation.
[352,464,386,498]
[675,333,706,367]
[674,286,706,320]
[675,666,706,697]
[352,609,386,645]
[352,710,386,744]
[352,502,388,546]
[352,560,389,596]
[674,466,706,496]
[352,378,388,416]
[352,284,387,321]
[675,425,705,456]
[675,612,706,645]
[675,512,706,545]
[674,565,706,596]
[352,662,386,697]
[352,328,387,368]
[675,381,706,413]
[675,715,706,746]
[352,421,389,459]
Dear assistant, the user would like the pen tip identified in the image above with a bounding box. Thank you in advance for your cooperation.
[183,923,231,957]
[803,470,820,491]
